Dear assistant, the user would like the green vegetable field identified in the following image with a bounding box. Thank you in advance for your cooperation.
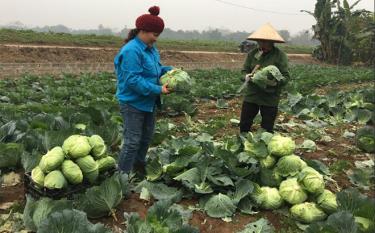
[0,62,374,233]
[0,28,313,54]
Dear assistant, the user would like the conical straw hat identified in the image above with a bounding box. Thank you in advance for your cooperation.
[247,23,285,43]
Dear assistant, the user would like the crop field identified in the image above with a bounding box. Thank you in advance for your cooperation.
[0,29,313,54]
[0,64,374,233]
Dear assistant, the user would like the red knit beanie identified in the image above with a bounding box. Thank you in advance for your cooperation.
[135,6,165,33]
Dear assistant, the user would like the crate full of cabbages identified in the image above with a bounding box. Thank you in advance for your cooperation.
[24,134,117,199]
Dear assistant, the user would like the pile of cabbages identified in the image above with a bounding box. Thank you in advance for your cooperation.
[31,135,116,189]
[249,134,337,224]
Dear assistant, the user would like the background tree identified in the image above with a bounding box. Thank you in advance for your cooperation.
[303,0,374,65]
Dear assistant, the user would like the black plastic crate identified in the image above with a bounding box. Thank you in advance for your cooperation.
[24,167,118,200]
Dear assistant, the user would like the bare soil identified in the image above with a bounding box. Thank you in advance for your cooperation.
[0,44,245,64]
[0,44,317,65]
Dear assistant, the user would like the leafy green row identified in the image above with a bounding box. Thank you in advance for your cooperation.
[280,88,375,125]
[0,28,313,53]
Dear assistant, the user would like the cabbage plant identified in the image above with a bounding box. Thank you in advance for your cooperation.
[260,168,283,187]
[259,155,276,169]
[356,126,375,153]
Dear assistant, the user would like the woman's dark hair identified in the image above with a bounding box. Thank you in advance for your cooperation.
[124,28,140,44]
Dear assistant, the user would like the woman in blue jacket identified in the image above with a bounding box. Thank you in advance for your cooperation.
[114,6,171,175]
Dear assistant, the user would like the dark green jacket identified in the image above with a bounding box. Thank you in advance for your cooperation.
[242,46,290,107]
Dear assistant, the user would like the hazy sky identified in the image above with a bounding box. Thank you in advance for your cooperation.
[0,0,373,34]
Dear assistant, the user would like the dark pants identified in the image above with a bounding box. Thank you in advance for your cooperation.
[118,103,156,174]
[240,101,278,133]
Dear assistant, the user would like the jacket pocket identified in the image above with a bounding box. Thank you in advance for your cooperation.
[142,62,154,71]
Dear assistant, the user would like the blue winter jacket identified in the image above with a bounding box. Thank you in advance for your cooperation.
[114,36,172,112]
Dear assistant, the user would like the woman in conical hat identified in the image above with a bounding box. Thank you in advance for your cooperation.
[239,23,290,133]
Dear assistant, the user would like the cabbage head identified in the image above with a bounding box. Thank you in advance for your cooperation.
[160,69,193,92]
[267,135,295,157]
[276,154,307,177]
[0,142,23,168]
[279,178,307,204]
[88,135,107,158]
[316,189,337,214]
[76,156,99,184]
[39,147,65,173]
[355,216,375,232]
[76,155,98,173]
[251,186,283,210]
[357,136,375,153]
[298,167,324,194]
[259,155,276,169]
[356,126,375,153]
[252,65,285,90]
[44,170,67,189]
[260,168,283,187]
[62,135,91,159]
[31,166,45,187]
[84,169,99,184]
[290,202,327,223]
[97,156,116,172]
[61,160,83,185]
